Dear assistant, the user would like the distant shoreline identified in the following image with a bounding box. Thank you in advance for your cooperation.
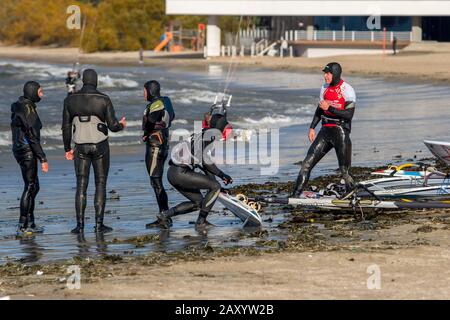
[1,44,450,85]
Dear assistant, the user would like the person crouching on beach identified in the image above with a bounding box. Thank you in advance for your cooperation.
[11,81,49,236]
[155,113,233,230]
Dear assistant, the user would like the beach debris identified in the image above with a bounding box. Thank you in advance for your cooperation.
[414,225,436,233]
[58,277,67,283]
[111,234,160,247]
[101,255,123,263]
[108,190,120,201]
[36,271,44,276]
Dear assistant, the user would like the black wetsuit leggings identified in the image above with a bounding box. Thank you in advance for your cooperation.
[293,126,355,194]
[167,165,221,219]
[74,140,110,226]
[145,143,169,212]
[14,150,39,228]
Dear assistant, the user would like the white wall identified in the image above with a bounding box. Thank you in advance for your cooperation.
[167,0,450,16]
[304,48,385,58]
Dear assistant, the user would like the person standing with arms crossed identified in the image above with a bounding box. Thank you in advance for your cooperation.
[62,69,126,234]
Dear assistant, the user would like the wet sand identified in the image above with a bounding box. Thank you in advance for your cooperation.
[1,43,450,84]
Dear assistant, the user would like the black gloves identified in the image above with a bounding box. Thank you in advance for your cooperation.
[220,173,233,185]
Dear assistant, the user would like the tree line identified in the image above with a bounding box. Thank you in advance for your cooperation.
[0,0,216,52]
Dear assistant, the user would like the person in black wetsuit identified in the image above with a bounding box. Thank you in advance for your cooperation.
[141,80,175,228]
[62,69,127,234]
[291,62,356,197]
[10,81,49,235]
[65,71,80,95]
[156,113,233,229]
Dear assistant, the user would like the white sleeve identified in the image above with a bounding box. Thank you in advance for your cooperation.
[319,86,325,102]
[343,83,356,102]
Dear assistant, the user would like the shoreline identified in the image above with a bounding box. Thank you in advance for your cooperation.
[1,44,450,86]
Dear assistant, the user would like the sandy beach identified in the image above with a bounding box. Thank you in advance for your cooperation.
[1,42,450,84]
[2,43,450,300]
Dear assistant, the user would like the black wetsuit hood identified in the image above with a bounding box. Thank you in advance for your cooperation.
[11,95,46,163]
[82,69,98,89]
[62,71,124,152]
[322,62,342,87]
[23,81,41,103]
[144,80,161,101]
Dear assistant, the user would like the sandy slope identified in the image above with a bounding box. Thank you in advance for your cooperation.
[4,247,450,300]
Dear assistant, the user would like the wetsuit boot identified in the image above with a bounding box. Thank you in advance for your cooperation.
[145,215,173,229]
[291,166,310,198]
[195,211,214,229]
[340,166,355,191]
[291,175,305,198]
[153,208,175,229]
[16,216,29,236]
[71,212,85,234]
[146,178,171,228]
[95,213,113,233]
[339,165,356,198]
[27,212,44,234]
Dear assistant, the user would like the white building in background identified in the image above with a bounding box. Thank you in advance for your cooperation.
[166,0,450,57]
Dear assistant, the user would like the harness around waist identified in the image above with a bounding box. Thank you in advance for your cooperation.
[321,115,343,126]
[73,115,108,145]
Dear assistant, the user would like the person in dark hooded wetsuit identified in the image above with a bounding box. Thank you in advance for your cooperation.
[10,81,49,235]
[292,62,356,197]
[141,80,175,228]
[156,113,233,230]
[62,69,127,234]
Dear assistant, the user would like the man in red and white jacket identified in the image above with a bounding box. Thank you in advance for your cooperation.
[292,62,356,197]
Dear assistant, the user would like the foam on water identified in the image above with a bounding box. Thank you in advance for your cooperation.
[0,61,68,78]
[0,131,10,147]
[98,75,139,88]
[172,119,188,125]
[166,88,218,105]
[235,114,311,129]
